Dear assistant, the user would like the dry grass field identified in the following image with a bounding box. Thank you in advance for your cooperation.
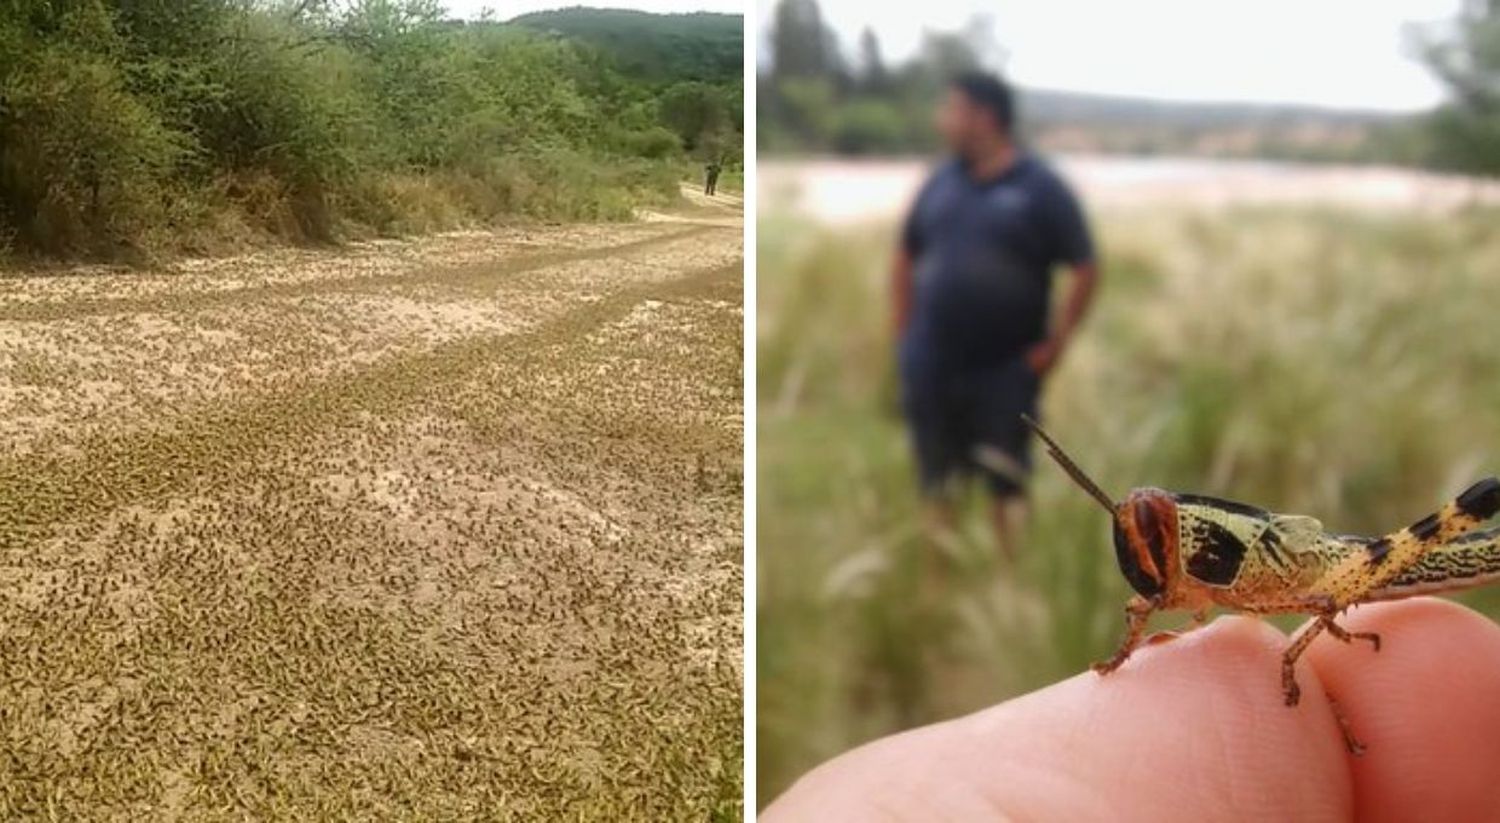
[0,192,744,819]
[758,195,1500,805]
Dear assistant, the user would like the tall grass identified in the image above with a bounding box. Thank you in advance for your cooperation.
[757,205,1500,804]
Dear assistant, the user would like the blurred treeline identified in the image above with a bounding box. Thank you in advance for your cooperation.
[0,1,743,259]
[759,0,989,155]
[759,0,1500,174]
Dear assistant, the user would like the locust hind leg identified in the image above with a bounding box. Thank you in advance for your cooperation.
[1093,595,1158,675]
[1446,478,1500,539]
[1282,612,1380,707]
[1407,477,1500,544]
[1307,481,1500,626]
[1295,614,1380,753]
[1327,692,1367,756]
[1349,477,1500,593]
[1281,618,1328,707]
[1324,617,1381,652]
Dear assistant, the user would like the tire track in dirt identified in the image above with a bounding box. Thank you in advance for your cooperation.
[0,260,735,548]
[0,224,722,323]
[0,207,742,818]
[0,224,738,458]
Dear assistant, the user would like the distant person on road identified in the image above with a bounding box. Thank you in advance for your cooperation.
[705,161,722,196]
[893,71,1099,560]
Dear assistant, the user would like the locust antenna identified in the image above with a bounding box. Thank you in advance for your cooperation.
[1021,414,1117,514]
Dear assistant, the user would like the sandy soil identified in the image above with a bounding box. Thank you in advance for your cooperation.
[0,192,744,819]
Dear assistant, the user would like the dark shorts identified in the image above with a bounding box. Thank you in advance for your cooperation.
[899,352,1040,498]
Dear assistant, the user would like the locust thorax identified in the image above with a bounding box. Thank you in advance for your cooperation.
[1112,488,1179,598]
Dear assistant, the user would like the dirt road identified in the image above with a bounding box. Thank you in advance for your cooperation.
[0,193,743,819]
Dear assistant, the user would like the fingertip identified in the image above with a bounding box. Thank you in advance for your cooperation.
[1161,613,1289,671]
[766,615,1357,821]
[950,615,1350,820]
[1308,597,1500,823]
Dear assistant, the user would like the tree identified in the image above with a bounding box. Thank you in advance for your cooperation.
[856,27,888,95]
[831,99,903,155]
[769,0,840,80]
[1416,0,1500,175]
[916,29,981,81]
[774,76,836,146]
[659,81,727,152]
[0,40,186,252]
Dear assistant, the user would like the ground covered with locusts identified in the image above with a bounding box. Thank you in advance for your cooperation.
[0,193,744,820]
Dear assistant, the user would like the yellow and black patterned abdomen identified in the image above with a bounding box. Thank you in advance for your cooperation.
[1366,527,1500,601]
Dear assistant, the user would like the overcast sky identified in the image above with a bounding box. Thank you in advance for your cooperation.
[758,0,1466,111]
[445,0,743,17]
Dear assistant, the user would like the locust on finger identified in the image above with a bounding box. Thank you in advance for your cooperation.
[1023,415,1500,730]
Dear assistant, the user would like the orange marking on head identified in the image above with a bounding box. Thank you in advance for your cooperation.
[1117,489,1179,592]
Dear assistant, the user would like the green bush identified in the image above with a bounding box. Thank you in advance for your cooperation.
[0,1,742,258]
[660,80,732,153]
[830,99,906,155]
[0,43,186,253]
[480,148,682,221]
[621,126,685,159]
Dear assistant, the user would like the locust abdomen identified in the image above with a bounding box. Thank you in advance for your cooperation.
[1364,527,1500,602]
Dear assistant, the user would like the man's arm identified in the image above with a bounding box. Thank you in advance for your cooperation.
[1028,173,1099,376]
[1026,261,1098,376]
[892,248,915,338]
[894,185,927,339]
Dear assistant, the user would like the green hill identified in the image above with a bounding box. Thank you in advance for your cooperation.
[511,7,742,85]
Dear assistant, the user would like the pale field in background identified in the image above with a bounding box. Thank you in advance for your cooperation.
[761,155,1500,222]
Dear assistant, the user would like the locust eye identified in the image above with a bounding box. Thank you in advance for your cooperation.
[1112,490,1175,598]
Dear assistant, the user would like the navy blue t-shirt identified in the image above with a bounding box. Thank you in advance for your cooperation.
[901,154,1094,370]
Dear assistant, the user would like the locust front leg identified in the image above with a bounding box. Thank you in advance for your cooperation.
[1134,606,1209,649]
[1093,594,1160,675]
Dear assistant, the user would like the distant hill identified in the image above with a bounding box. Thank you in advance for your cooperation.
[1017,87,1412,161]
[1021,87,1402,130]
[511,7,742,85]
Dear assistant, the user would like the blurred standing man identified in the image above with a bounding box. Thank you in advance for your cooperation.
[705,160,722,196]
[894,72,1099,560]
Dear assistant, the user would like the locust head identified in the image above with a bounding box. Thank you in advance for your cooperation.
[1111,488,1178,598]
[1022,415,1177,599]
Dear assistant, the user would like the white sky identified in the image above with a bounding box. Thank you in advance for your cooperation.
[446,0,744,17]
[758,0,1466,111]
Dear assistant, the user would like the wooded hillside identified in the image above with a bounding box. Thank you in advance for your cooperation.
[0,1,744,259]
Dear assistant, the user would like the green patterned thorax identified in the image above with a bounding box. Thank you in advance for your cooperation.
[1172,493,1347,609]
